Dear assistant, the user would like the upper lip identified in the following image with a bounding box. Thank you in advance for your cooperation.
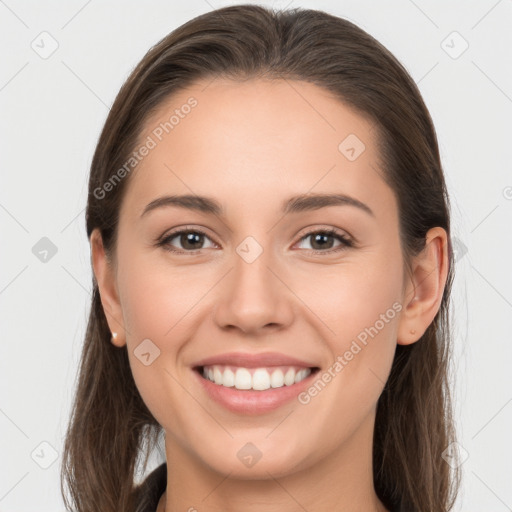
[192,351,319,369]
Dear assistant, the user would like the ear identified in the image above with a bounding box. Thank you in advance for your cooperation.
[397,227,449,345]
[90,228,126,347]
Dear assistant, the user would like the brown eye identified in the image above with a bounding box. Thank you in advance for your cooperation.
[295,228,353,254]
[158,228,216,254]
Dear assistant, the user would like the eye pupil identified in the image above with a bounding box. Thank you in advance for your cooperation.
[311,233,334,250]
[182,232,204,250]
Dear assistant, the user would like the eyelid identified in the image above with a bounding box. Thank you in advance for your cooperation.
[295,224,353,242]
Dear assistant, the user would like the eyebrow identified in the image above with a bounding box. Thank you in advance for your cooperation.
[140,193,375,218]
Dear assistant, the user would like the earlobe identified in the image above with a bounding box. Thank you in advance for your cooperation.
[90,228,126,347]
[397,227,449,346]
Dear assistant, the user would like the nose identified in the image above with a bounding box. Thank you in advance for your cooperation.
[212,245,294,336]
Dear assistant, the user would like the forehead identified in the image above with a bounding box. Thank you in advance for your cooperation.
[121,78,396,222]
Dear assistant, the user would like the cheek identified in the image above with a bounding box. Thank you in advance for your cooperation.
[116,253,202,429]
[117,250,208,341]
[308,247,404,412]
[303,252,403,345]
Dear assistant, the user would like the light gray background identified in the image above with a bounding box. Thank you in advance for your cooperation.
[1,0,511,510]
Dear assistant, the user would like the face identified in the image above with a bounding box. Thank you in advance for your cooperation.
[96,78,417,479]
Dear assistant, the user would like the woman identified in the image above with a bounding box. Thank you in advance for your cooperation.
[61,4,461,511]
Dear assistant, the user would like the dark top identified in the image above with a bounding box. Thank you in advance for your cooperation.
[134,462,403,512]
[134,462,167,512]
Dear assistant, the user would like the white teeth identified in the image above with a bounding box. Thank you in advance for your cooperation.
[270,369,284,388]
[295,369,310,383]
[213,367,223,385]
[201,365,312,390]
[284,368,296,386]
[252,369,271,390]
[234,368,252,390]
[223,368,235,387]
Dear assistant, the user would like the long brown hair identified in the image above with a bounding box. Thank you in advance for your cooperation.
[61,4,460,511]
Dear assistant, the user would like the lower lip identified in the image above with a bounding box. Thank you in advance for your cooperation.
[193,367,319,415]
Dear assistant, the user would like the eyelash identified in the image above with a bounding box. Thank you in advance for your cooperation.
[156,226,354,256]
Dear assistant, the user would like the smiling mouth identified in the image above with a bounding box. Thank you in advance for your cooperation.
[194,365,320,391]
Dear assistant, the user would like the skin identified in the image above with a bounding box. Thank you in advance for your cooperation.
[90,78,448,512]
